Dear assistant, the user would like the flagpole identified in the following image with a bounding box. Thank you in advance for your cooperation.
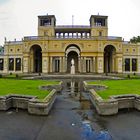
[72,15,74,26]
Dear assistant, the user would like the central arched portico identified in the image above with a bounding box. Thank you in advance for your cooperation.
[104,45,116,73]
[30,45,42,73]
[65,44,80,73]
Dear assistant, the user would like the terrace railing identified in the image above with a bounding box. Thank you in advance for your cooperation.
[23,36,122,41]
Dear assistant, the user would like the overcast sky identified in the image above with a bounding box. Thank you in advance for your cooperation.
[0,0,140,45]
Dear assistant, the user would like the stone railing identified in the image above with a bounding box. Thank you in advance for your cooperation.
[84,82,140,115]
[24,36,122,41]
[0,89,56,115]
[28,89,57,115]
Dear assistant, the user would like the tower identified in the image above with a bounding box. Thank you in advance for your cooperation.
[90,15,108,36]
[38,14,56,36]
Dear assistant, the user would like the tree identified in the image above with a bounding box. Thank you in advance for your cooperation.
[130,36,140,43]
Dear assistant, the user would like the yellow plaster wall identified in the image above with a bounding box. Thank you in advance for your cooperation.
[38,26,55,36]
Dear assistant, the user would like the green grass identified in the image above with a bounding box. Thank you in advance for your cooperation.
[0,79,59,99]
[88,79,140,99]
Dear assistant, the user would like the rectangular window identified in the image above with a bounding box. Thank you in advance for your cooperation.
[54,59,60,72]
[16,58,21,71]
[9,58,14,71]
[0,59,4,70]
[132,58,137,71]
[125,58,130,71]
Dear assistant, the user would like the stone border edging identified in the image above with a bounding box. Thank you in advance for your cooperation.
[84,81,140,115]
[0,89,56,115]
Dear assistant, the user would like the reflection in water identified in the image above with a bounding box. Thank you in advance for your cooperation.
[65,79,112,140]
[81,120,112,140]
[71,81,75,93]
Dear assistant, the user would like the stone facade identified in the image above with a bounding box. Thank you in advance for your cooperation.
[0,14,140,74]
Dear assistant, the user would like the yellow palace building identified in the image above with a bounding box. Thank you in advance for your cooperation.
[0,14,140,74]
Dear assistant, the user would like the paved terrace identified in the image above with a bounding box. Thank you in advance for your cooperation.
[22,73,123,80]
[0,78,139,140]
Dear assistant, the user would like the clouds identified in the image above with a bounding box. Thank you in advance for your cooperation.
[0,0,140,45]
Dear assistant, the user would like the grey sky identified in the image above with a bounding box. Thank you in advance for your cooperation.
[0,0,140,45]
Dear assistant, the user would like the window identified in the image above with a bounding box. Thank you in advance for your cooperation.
[0,59,4,70]
[125,58,130,71]
[16,58,21,71]
[132,58,137,71]
[40,19,51,26]
[54,58,60,72]
[9,58,14,71]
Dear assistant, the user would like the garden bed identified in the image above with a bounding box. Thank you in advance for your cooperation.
[0,79,61,115]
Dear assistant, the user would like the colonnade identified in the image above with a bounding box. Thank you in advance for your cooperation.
[46,56,96,73]
[55,32,90,38]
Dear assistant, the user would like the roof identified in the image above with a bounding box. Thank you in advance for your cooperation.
[90,15,108,19]
[38,15,56,19]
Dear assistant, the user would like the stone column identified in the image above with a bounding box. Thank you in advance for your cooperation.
[4,56,8,73]
[81,57,84,72]
[97,56,104,73]
[59,33,61,38]
[78,56,81,73]
[76,32,78,38]
[50,57,53,72]
[130,58,132,73]
[23,53,30,73]
[60,57,63,72]
[42,53,48,73]
[63,33,65,38]
[83,57,86,73]
[85,33,87,38]
[61,56,65,72]
[94,57,96,73]
[65,57,67,72]
[89,58,92,72]
[72,33,73,38]
[116,57,123,73]
[137,56,140,73]
[92,57,95,73]
[81,33,82,38]
[14,58,16,72]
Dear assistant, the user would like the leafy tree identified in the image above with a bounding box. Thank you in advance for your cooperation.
[130,36,140,43]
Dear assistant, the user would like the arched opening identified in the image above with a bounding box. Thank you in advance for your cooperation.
[65,44,80,73]
[67,51,78,73]
[65,44,80,52]
[30,45,42,73]
[104,45,116,73]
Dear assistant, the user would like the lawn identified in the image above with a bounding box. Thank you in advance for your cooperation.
[0,79,59,99]
[87,79,140,99]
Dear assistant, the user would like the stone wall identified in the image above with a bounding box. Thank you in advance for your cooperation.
[39,81,62,92]
[84,82,140,115]
[28,89,57,115]
[0,89,57,115]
